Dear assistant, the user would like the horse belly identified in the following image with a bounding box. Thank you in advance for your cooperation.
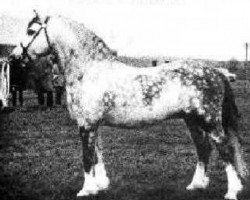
[104,109,178,127]
[103,88,186,127]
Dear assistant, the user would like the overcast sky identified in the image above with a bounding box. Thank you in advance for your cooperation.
[0,0,250,61]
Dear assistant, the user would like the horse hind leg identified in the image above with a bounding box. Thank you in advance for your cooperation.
[210,123,245,200]
[185,118,212,190]
[77,126,110,197]
[229,134,249,180]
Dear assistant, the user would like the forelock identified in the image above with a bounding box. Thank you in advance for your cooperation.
[27,15,41,29]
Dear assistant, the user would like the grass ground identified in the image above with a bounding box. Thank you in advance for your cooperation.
[0,73,250,200]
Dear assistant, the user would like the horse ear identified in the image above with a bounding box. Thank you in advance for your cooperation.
[44,16,50,24]
[33,9,40,19]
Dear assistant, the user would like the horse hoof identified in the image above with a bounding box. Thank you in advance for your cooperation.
[224,192,237,200]
[77,188,98,197]
[186,184,195,190]
[77,183,99,197]
[186,176,209,190]
[96,176,110,190]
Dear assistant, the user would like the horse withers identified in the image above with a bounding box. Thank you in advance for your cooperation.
[11,11,248,200]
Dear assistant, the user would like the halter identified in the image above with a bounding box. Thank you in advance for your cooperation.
[20,15,65,85]
[21,16,52,59]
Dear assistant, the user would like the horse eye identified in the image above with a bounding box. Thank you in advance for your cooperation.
[27,29,36,36]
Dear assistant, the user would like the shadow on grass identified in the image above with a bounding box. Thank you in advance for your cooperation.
[75,187,221,200]
[75,181,250,200]
[137,188,221,200]
[0,173,38,200]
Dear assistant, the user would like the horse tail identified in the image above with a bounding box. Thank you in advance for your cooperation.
[222,76,249,180]
[222,77,240,132]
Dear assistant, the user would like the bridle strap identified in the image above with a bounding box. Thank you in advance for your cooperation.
[44,26,52,51]
[22,16,52,58]
[44,16,52,49]
[25,24,43,50]
[20,16,64,79]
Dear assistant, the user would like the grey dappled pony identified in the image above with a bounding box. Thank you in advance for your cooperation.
[11,11,248,200]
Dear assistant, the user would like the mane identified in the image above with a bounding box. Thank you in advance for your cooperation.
[57,16,117,61]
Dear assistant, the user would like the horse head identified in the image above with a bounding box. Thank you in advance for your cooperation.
[10,10,65,92]
[11,10,53,62]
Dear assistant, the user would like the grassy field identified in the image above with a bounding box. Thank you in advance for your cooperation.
[0,62,250,200]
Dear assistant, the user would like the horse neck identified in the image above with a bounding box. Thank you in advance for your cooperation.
[49,16,117,73]
[48,19,83,72]
[81,30,117,61]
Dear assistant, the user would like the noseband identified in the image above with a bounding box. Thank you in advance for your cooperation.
[21,16,52,59]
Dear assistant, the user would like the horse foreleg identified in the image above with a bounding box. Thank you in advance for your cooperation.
[185,119,211,190]
[94,135,110,190]
[77,126,109,197]
[210,125,244,200]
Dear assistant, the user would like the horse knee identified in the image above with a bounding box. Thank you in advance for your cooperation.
[211,134,235,164]
[79,126,97,146]
[187,125,212,163]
